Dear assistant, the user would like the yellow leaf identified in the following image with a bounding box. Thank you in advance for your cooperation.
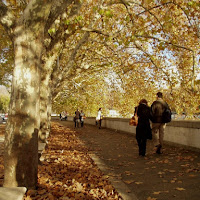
[135,181,143,185]
[147,197,157,200]
[169,170,176,173]
[153,191,161,195]
[176,187,186,191]
[26,190,37,196]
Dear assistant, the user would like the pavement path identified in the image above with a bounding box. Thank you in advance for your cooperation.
[58,120,200,200]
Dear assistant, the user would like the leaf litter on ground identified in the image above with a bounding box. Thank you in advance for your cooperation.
[24,122,122,200]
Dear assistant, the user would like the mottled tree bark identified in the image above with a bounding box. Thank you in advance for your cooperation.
[2,0,52,189]
[39,75,52,142]
[1,0,81,188]
[4,27,42,188]
[39,52,60,142]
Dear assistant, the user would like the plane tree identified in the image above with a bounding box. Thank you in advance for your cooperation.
[0,0,84,188]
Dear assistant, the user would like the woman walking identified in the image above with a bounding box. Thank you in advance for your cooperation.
[135,99,152,156]
[96,108,102,129]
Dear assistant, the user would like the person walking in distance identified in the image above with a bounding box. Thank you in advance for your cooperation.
[80,110,85,127]
[74,109,80,128]
[150,92,171,154]
[135,99,152,157]
[96,108,102,129]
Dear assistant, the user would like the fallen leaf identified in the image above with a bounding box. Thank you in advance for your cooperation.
[147,197,157,200]
[153,191,161,195]
[37,189,46,195]
[124,180,134,184]
[189,174,197,177]
[176,187,186,191]
[135,182,143,185]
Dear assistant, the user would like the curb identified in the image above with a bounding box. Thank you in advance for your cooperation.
[89,153,138,200]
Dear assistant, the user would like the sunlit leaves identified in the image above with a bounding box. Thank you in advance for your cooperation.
[0,25,13,86]
[1,0,200,117]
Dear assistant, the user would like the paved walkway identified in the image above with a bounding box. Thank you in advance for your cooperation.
[58,120,200,200]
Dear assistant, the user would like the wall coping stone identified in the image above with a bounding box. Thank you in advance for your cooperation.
[52,116,200,129]
[0,187,26,200]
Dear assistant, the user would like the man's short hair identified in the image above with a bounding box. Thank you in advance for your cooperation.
[157,92,163,98]
[139,99,148,105]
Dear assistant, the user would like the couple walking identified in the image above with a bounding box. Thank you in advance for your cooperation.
[74,109,85,128]
[135,92,171,157]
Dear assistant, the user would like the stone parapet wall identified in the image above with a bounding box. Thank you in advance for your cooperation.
[53,116,200,149]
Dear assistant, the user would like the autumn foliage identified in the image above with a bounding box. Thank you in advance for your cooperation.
[24,122,122,200]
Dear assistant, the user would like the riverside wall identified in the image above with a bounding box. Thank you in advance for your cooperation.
[58,116,200,150]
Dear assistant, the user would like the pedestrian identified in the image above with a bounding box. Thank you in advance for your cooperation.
[96,108,102,129]
[61,111,67,121]
[135,99,152,157]
[74,109,80,128]
[150,92,171,154]
[80,110,85,127]
[64,111,68,120]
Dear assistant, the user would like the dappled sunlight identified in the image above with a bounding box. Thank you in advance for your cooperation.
[62,120,200,200]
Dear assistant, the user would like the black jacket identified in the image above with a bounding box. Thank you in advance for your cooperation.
[135,103,152,140]
[150,98,169,123]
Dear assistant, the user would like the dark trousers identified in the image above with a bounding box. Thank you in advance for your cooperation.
[98,119,102,128]
[136,138,147,156]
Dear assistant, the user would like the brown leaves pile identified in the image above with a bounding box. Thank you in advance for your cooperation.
[0,124,5,136]
[24,122,122,200]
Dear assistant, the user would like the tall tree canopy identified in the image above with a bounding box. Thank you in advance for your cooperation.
[51,0,200,116]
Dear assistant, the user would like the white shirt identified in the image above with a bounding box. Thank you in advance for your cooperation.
[96,110,101,120]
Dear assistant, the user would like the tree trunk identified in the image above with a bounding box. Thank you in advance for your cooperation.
[39,52,60,142]
[1,0,81,189]
[39,80,52,142]
[4,26,43,188]
[47,87,52,137]
[39,76,53,142]
[39,77,50,142]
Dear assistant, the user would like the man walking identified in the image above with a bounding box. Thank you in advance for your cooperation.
[150,92,171,154]
[74,109,80,128]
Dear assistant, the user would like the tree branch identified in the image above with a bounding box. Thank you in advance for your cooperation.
[0,1,16,36]
[45,0,82,34]
[135,34,194,52]
[133,40,174,93]
[82,27,109,37]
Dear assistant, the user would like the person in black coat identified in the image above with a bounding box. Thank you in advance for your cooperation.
[135,99,152,157]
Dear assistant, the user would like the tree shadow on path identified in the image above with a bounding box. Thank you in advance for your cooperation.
[59,120,200,200]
